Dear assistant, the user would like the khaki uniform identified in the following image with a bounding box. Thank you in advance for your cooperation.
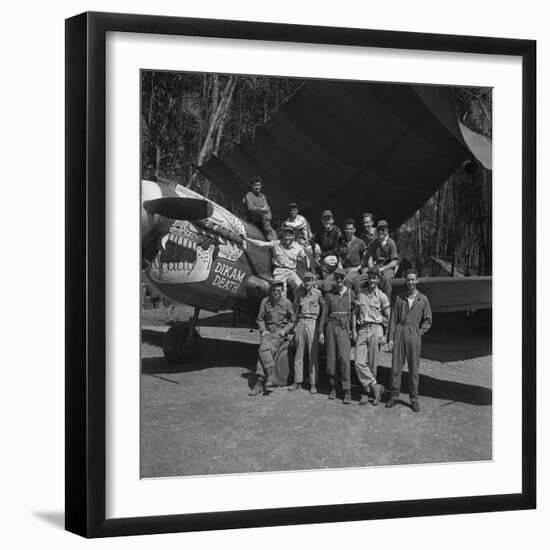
[293,286,324,385]
[256,296,295,380]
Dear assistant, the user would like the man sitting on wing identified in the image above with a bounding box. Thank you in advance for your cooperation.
[284,202,312,241]
[242,224,306,296]
[243,175,277,241]
[366,219,399,300]
[314,210,343,278]
[339,218,368,288]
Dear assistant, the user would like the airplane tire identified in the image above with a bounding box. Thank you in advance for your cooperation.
[163,322,200,365]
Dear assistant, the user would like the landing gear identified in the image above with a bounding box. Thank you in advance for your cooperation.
[162,307,201,365]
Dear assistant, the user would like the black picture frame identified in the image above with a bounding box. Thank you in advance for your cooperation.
[65,11,536,538]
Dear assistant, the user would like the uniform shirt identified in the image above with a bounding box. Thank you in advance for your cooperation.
[356,287,390,325]
[244,191,271,222]
[339,236,367,268]
[314,224,343,258]
[284,214,312,239]
[270,240,306,270]
[369,236,399,266]
[320,286,356,329]
[293,286,324,320]
[388,291,432,341]
[257,296,295,334]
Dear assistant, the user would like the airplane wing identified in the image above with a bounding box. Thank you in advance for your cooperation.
[392,276,492,312]
[198,79,491,227]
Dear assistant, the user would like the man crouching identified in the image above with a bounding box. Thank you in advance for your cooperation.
[249,280,295,396]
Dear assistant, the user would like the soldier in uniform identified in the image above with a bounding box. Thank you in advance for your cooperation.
[339,218,368,288]
[352,267,389,406]
[314,210,343,277]
[249,280,295,396]
[243,224,306,296]
[284,202,312,241]
[289,272,324,394]
[359,212,377,249]
[366,219,399,300]
[319,268,356,404]
[386,269,432,412]
[243,176,277,240]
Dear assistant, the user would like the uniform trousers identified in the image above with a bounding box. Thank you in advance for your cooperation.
[326,320,351,390]
[293,318,319,384]
[378,268,395,301]
[354,323,384,391]
[273,267,302,295]
[256,331,285,378]
[390,324,422,400]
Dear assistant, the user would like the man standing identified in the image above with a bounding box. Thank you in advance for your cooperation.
[314,210,343,277]
[284,202,312,241]
[243,225,306,295]
[367,219,399,300]
[339,218,368,288]
[352,267,389,406]
[359,212,377,250]
[249,280,295,396]
[243,176,277,240]
[386,269,432,412]
[289,272,324,394]
[319,268,355,404]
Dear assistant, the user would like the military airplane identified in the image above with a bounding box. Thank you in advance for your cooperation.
[141,79,492,364]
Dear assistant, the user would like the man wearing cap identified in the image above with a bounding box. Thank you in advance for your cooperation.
[284,202,312,241]
[319,268,356,404]
[289,272,324,394]
[314,210,343,277]
[249,280,295,396]
[386,269,432,412]
[366,220,399,300]
[352,266,389,406]
[359,212,377,250]
[339,218,368,287]
[242,224,306,295]
[243,176,277,241]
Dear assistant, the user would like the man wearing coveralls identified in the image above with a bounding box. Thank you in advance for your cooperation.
[319,268,356,404]
[289,272,324,394]
[386,269,432,412]
[249,280,295,396]
[352,266,389,406]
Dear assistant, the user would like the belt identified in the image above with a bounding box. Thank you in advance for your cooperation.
[359,322,382,328]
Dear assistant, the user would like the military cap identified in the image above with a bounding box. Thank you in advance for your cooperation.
[333,267,346,278]
[288,202,298,208]
[321,209,334,218]
[281,224,295,234]
[377,219,389,228]
[270,279,284,288]
[302,271,315,280]
[367,266,381,276]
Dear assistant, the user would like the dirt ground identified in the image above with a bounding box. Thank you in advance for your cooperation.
[140,305,492,478]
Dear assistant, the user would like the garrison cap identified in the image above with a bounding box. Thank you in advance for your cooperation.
[377,219,389,228]
[321,209,334,218]
[333,267,346,278]
[303,271,315,280]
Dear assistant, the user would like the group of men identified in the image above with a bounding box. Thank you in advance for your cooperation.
[243,175,433,412]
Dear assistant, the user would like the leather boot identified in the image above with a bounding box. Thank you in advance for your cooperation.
[343,390,352,404]
[328,377,336,399]
[371,383,384,406]
[288,382,302,391]
[248,377,264,396]
[264,368,275,388]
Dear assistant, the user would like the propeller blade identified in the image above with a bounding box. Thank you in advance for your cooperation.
[143,198,214,220]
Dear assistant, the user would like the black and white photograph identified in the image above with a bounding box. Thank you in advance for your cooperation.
[140,71,493,478]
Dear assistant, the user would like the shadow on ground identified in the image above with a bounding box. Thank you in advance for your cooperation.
[32,511,65,530]
[142,336,257,375]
